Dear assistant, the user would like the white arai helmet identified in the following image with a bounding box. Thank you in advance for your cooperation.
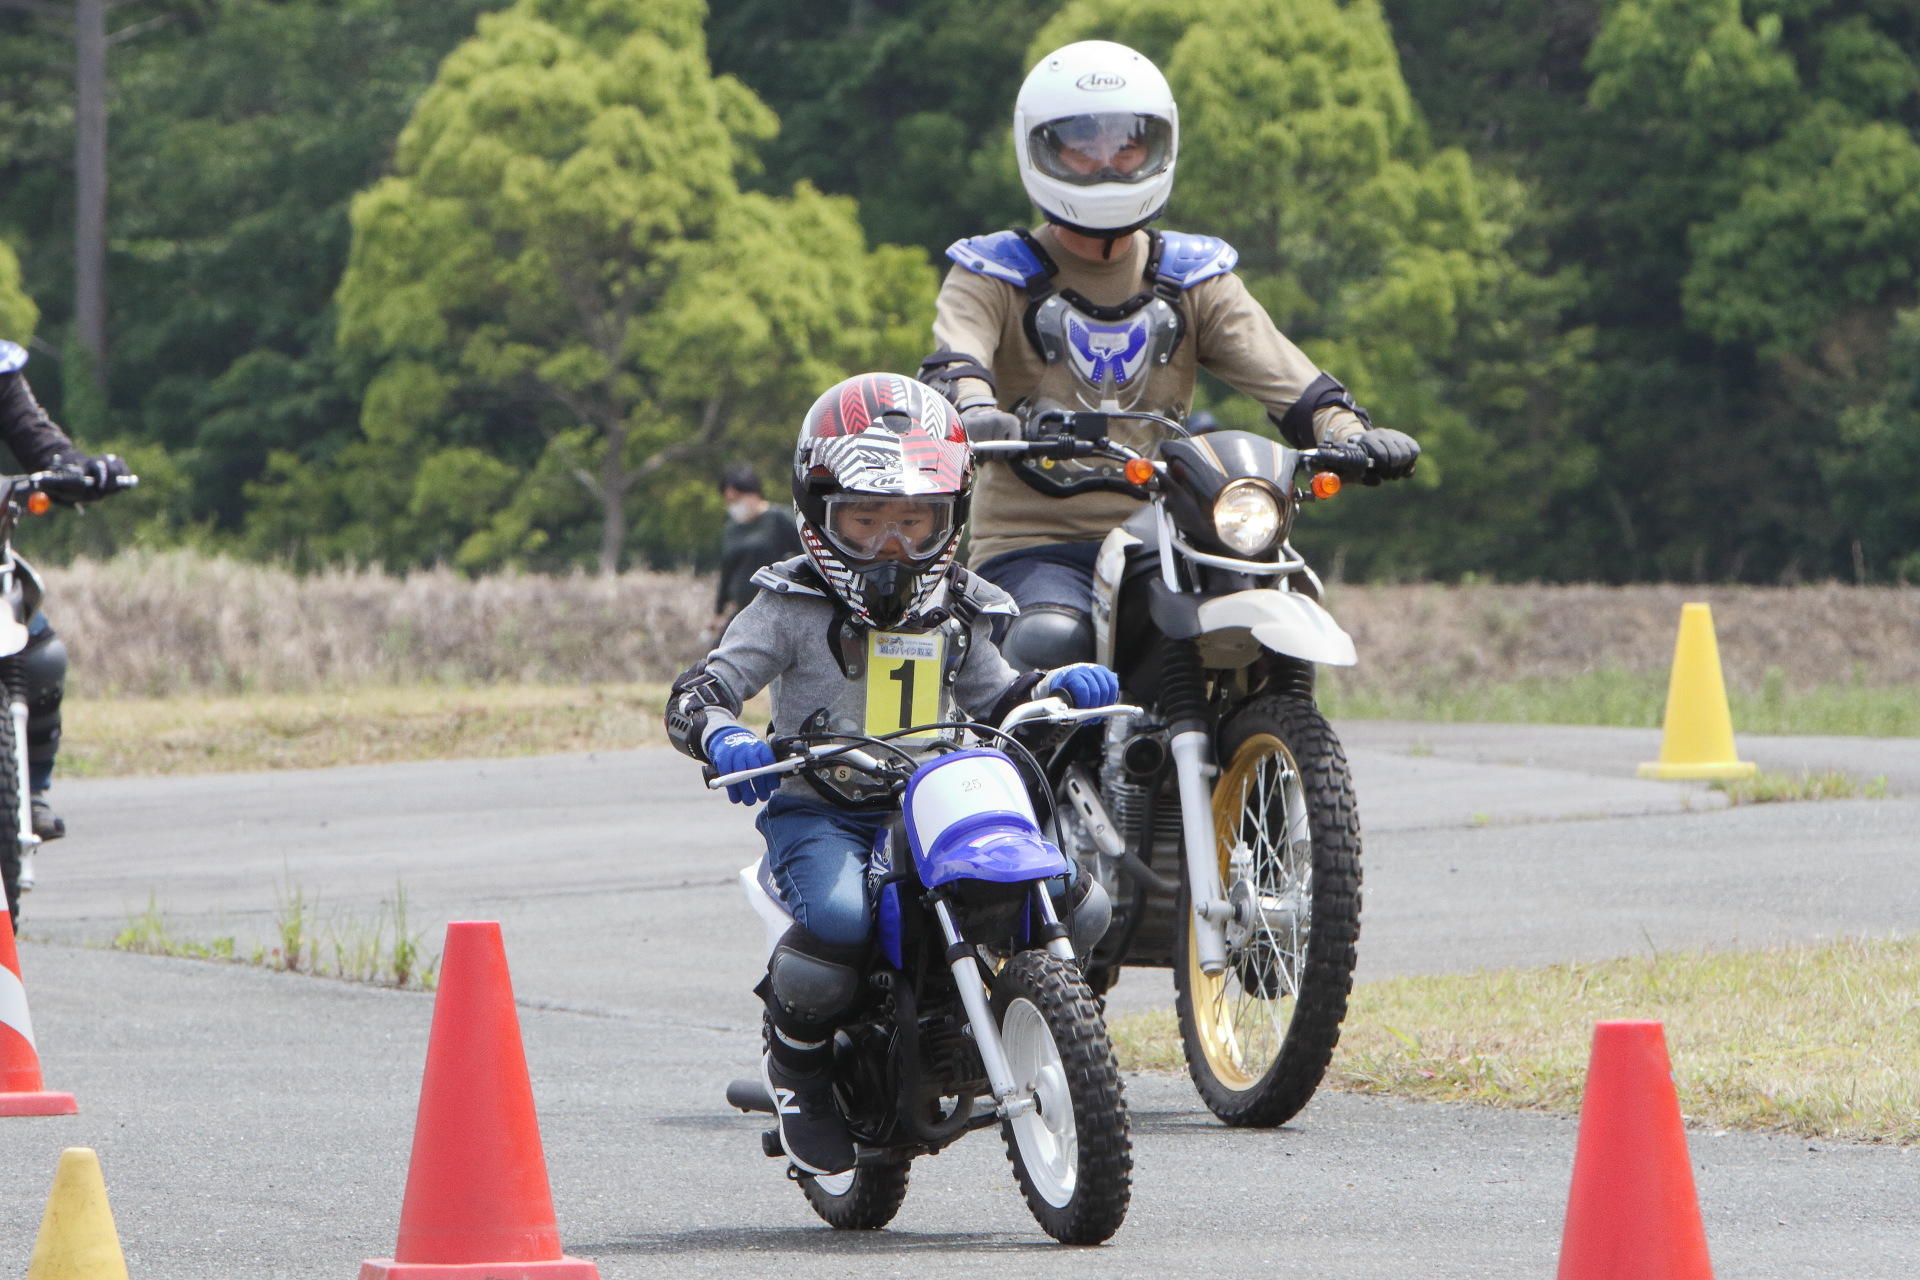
[1013,40,1178,235]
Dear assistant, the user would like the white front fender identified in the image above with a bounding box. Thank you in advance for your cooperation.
[0,618,27,658]
[1195,589,1357,667]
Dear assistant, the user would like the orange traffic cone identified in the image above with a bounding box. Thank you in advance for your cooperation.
[1638,603,1756,780]
[1557,1020,1714,1279]
[359,921,599,1279]
[1,913,78,1116]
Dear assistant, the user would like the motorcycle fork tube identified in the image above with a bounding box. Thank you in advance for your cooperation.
[1161,639,1229,975]
[931,898,1034,1118]
[1029,882,1074,963]
[9,689,36,891]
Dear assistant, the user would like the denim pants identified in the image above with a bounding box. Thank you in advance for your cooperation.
[974,542,1102,619]
[755,792,893,948]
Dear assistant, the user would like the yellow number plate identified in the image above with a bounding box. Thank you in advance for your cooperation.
[865,631,945,737]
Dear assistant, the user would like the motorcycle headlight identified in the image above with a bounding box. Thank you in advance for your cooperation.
[1212,480,1282,556]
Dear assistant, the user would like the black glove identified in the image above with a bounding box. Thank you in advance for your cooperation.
[960,404,1021,443]
[58,451,132,500]
[1354,428,1420,484]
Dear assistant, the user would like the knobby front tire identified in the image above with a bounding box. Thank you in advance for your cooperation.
[1173,696,1361,1127]
[992,949,1131,1244]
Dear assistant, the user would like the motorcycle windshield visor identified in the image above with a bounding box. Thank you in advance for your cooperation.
[823,495,955,561]
[1028,113,1173,187]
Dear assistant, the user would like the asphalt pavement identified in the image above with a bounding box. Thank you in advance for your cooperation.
[3,722,1916,1277]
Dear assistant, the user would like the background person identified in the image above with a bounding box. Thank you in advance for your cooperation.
[706,463,803,647]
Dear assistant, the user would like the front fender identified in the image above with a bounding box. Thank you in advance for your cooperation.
[1195,588,1357,667]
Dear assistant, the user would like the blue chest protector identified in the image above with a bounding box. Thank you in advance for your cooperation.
[943,228,1240,497]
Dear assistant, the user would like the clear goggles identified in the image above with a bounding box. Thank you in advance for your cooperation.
[1028,112,1174,187]
[823,495,956,561]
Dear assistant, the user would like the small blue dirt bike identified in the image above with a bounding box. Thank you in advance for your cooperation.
[714,696,1136,1245]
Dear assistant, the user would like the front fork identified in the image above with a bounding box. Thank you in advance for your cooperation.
[932,895,1067,1120]
[1172,729,1230,974]
[11,696,37,891]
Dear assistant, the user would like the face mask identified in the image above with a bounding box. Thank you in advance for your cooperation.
[726,499,756,523]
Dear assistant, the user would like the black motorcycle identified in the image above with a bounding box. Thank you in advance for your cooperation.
[975,410,1376,1127]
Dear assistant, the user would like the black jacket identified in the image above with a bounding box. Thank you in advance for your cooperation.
[0,349,80,472]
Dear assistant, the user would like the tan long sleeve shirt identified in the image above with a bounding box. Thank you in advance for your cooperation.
[932,224,1364,563]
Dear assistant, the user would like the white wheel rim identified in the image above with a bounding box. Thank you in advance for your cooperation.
[1002,996,1078,1206]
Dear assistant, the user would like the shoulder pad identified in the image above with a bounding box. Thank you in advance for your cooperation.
[0,341,26,375]
[749,555,829,597]
[946,231,1051,291]
[950,567,1019,618]
[1154,232,1238,290]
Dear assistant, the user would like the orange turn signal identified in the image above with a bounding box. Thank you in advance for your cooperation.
[1123,458,1156,486]
[25,492,50,515]
[1310,472,1341,500]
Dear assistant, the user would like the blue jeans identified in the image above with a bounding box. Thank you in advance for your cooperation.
[974,542,1101,618]
[756,792,893,947]
[974,542,1102,667]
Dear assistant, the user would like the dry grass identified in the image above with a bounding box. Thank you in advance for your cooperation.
[1111,936,1920,1144]
[1326,581,1920,697]
[46,550,712,695]
[37,553,1920,700]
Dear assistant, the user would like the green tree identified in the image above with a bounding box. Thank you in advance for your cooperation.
[306,0,933,574]
[1383,0,1920,582]
[707,0,1059,260]
[0,238,35,339]
[1031,0,1592,579]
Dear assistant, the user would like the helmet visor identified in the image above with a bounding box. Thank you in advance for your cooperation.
[823,495,956,562]
[1028,112,1174,187]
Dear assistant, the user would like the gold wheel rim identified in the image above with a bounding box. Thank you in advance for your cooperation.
[1187,732,1309,1090]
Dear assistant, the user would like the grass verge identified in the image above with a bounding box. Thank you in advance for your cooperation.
[1321,666,1920,737]
[63,683,677,776]
[1110,936,1920,1144]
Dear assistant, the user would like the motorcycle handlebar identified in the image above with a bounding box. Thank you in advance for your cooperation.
[1300,442,1374,482]
[705,741,887,791]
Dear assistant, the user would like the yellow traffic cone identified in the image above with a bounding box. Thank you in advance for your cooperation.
[1638,602,1757,780]
[27,1148,129,1280]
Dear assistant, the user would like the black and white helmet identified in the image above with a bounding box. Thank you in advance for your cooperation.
[1014,40,1178,235]
[791,373,974,630]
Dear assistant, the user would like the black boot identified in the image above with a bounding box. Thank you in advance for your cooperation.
[30,793,63,841]
[761,1050,854,1176]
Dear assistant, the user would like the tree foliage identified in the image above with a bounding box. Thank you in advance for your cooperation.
[0,239,34,340]
[295,0,933,573]
[0,0,1916,582]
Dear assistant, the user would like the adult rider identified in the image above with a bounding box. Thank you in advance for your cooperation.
[0,337,132,920]
[919,39,1421,670]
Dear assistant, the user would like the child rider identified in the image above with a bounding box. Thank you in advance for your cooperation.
[665,372,1119,1177]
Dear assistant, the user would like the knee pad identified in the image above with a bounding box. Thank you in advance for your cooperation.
[766,925,866,1029]
[1065,875,1112,956]
[20,628,64,767]
[1002,606,1094,671]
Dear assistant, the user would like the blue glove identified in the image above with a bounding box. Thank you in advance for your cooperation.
[1044,663,1120,711]
[706,728,779,805]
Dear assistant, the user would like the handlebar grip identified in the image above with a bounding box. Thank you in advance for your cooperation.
[1309,443,1374,481]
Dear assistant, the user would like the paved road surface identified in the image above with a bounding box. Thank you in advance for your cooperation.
[3,723,1915,1277]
